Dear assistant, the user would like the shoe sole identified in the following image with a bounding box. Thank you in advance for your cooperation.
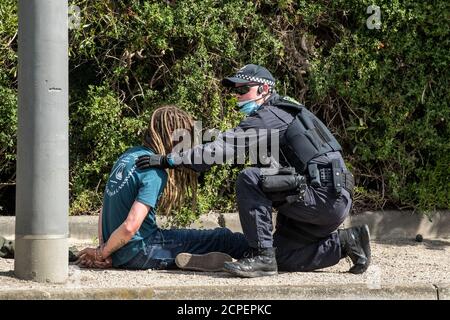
[175,252,233,272]
[349,224,371,274]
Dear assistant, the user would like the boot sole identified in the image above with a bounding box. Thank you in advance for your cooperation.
[223,264,278,278]
[349,224,371,274]
[175,252,233,272]
[227,270,278,278]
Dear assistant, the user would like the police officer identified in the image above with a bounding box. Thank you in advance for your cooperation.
[136,64,371,278]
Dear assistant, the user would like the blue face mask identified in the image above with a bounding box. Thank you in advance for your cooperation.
[237,99,259,115]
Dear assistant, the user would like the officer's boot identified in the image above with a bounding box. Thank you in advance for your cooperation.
[223,247,277,278]
[338,225,371,274]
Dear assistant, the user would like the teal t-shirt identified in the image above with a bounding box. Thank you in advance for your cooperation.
[101,146,167,266]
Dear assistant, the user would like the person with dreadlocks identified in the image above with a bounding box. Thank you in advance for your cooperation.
[76,105,249,270]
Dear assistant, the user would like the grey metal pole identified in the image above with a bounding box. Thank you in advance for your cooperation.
[15,0,68,283]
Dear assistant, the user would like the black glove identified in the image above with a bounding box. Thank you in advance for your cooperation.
[135,154,173,169]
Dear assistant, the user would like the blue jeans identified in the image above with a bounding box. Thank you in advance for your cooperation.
[120,227,249,270]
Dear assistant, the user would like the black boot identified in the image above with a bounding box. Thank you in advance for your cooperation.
[338,225,371,274]
[223,247,278,278]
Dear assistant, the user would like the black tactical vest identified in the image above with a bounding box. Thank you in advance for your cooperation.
[272,96,342,173]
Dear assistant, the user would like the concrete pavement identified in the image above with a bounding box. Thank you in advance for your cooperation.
[0,237,449,300]
[0,211,449,300]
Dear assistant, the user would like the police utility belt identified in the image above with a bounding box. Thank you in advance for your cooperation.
[260,159,354,204]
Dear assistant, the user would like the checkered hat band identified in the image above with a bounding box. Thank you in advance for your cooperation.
[236,74,275,86]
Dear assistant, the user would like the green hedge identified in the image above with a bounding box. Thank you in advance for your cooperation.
[0,0,449,222]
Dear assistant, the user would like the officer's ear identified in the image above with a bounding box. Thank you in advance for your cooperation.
[262,83,270,95]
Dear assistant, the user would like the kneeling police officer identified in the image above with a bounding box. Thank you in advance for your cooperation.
[136,64,371,278]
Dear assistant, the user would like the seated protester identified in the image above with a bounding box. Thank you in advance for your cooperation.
[76,106,249,271]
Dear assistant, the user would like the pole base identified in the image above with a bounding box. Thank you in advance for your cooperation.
[14,237,68,283]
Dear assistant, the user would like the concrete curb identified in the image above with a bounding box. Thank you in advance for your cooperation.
[151,284,440,300]
[0,287,154,300]
[1,211,449,241]
[342,210,450,240]
[0,283,441,300]
[437,283,450,300]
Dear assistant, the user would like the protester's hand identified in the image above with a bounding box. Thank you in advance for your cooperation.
[135,154,173,169]
[75,247,112,269]
[75,247,96,268]
[93,256,113,269]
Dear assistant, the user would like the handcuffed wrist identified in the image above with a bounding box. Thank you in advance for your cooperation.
[96,244,105,261]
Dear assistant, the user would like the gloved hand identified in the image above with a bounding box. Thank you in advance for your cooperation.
[135,154,173,169]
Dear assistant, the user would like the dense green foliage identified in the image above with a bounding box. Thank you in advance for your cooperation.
[1,0,449,222]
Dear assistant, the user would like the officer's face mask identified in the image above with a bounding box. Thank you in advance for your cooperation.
[237,99,260,115]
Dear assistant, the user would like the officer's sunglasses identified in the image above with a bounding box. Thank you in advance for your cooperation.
[229,84,259,95]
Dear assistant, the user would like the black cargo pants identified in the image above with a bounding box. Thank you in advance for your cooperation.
[236,167,352,271]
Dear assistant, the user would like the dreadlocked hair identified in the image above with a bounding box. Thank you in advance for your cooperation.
[142,105,197,216]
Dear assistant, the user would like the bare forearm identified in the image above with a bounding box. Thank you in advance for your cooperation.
[99,201,149,260]
[98,208,103,245]
[101,224,134,258]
